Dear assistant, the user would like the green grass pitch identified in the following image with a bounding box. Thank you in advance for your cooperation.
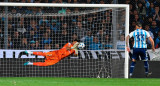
[0,77,160,86]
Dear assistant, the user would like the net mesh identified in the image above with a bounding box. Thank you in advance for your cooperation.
[0,6,126,78]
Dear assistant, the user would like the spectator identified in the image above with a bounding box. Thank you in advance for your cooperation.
[46,27,52,37]
[16,6,26,13]
[21,0,26,3]
[67,0,71,3]
[7,35,13,49]
[41,0,48,3]
[86,0,95,4]
[145,24,154,48]
[17,17,27,34]
[134,14,143,23]
[99,0,105,4]
[74,22,86,39]
[66,8,71,14]
[57,0,63,3]
[12,31,21,49]
[39,16,49,26]
[96,29,106,44]
[86,16,94,30]
[82,30,93,49]
[60,16,65,23]
[129,20,136,33]
[37,7,43,14]
[155,31,160,48]
[147,17,153,26]
[11,8,17,14]
[154,0,160,6]
[59,29,69,47]
[54,43,60,49]
[41,32,52,48]
[146,2,155,17]
[44,43,51,49]
[28,20,39,32]
[89,36,102,50]
[74,8,79,13]
[71,33,78,42]
[25,19,39,39]
[20,37,28,49]
[27,29,38,41]
[52,0,56,3]
[125,0,130,4]
[116,34,125,50]
[132,0,139,9]
[35,0,41,3]
[130,4,134,15]
[133,9,139,15]
[50,19,60,34]
[61,22,68,30]
[73,0,79,3]
[149,20,159,38]
[71,19,77,30]
[104,34,113,49]
[26,7,33,14]
[27,0,35,3]
[35,40,40,49]
[8,23,14,36]
[153,6,160,21]
[137,1,146,17]
[29,40,36,49]
[105,16,112,34]
[0,28,3,49]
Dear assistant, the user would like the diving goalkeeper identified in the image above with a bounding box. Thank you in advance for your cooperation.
[24,39,80,66]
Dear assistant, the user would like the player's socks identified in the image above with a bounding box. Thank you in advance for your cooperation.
[25,51,33,54]
[144,61,149,75]
[129,73,133,77]
[129,61,136,76]
[24,61,33,65]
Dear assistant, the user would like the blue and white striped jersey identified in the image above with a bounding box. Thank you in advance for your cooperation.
[129,29,150,48]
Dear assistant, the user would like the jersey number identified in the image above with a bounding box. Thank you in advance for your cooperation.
[136,34,144,42]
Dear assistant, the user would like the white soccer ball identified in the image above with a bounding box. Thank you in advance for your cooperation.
[78,43,85,49]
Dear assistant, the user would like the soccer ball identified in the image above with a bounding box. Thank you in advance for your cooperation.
[78,43,85,49]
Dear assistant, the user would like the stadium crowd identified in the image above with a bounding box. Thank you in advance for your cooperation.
[125,0,160,49]
[6,0,160,50]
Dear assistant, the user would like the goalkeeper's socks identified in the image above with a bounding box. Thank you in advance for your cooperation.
[27,62,33,65]
[25,51,33,54]
[129,61,136,75]
[24,61,33,65]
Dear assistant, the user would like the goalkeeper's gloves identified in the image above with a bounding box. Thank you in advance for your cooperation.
[71,42,79,49]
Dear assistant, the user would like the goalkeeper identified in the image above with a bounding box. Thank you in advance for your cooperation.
[24,39,80,66]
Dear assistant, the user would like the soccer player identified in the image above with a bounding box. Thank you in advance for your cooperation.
[126,22,155,77]
[24,39,80,66]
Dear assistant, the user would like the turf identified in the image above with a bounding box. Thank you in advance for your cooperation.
[0,77,160,86]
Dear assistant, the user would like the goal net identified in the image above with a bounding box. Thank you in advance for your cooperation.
[0,3,129,78]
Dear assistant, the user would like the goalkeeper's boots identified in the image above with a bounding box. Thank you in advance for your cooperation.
[24,62,29,65]
[145,72,152,77]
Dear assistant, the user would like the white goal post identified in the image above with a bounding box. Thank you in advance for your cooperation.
[0,2,129,78]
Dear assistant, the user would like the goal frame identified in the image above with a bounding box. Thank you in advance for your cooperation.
[0,2,129,78]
